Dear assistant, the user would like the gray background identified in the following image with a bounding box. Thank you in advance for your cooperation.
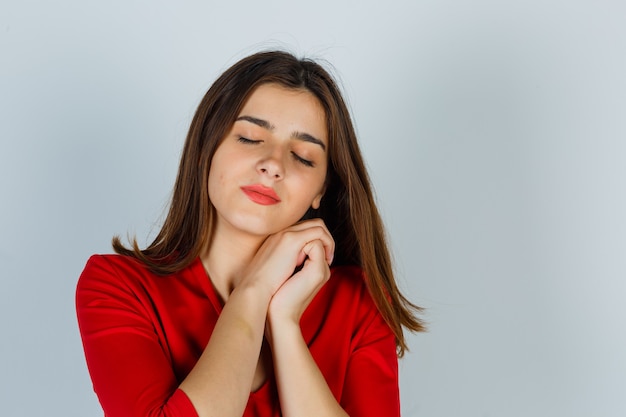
[2,1,625,416]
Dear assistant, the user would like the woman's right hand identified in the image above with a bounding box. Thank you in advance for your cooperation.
[240,218,335,297]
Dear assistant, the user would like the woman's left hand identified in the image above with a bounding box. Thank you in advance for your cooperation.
[267,238,331,328]
[264,234,349,417]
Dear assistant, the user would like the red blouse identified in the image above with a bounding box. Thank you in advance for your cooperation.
[76,254,400,416]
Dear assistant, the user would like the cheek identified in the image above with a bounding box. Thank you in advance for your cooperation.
[208,153,229,186]
[314,171,327,194]
[207,167,222,200]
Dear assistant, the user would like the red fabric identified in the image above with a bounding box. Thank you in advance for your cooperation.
[76,254,400,416]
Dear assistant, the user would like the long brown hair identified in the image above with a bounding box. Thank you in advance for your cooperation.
[113,50,425,355]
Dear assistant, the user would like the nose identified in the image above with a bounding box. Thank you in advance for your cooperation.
[256,148,284,180]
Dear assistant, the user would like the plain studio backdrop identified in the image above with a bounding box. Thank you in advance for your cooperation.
[1,1,625,416]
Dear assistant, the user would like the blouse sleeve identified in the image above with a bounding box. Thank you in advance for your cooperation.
[75,255,199,417]
[340,292,401,417]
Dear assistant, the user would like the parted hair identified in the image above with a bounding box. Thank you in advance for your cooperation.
[113,50,425,355]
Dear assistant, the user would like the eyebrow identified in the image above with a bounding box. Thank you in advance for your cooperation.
[236,115,274,131]
[293,131,326,151]
[235,115,326,151]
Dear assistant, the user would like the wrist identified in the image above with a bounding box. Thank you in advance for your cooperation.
[268,310,300,324]
[267,312,301,339]
[229,280,273,317]
[236,275,274,303]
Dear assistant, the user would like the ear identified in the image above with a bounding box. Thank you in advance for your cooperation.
[311,192,323,210]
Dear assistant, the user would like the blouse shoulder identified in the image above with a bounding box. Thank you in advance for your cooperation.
[328,264,367,290]
[75,254,158,308]
[326,264,373,305]
[78,254,155,285]
[81,253,150,274]
[308,264,385,337]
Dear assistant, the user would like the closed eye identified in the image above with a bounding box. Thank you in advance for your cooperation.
[238,136,262,144]
[291,152,314,167]
[238,136,314,167]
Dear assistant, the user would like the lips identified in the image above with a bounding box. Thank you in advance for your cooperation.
[240,184,281,205]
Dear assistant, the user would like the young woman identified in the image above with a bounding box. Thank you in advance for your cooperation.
[76,50,424,417]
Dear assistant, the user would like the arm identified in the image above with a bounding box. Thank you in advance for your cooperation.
[269,322,349,417]
[268,259,401,417]
[178,281,272,417]
[76,256,272,417]
[266,240,348,417]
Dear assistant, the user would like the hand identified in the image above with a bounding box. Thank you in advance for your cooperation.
[267,238,332,328]
[239,218,334,299]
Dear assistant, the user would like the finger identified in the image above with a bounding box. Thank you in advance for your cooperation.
[284,221,334,264]
[288,218,331,235]
[296,240,329,268]
[302,239,324,259]
[300,240,331,284]
[311,232,334,266]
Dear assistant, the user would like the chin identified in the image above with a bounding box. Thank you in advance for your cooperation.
[219,205,310,237]
[229,216,295,237]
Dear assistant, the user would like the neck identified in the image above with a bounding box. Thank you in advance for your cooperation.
[199,221,267,303]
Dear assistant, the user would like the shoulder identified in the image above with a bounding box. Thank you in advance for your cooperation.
[81,253,150,273]
[78,254,153,286]
[76,254,203,304]
[312,264,381,326]
[75,254,158,304]
[328,264,365,288]
[326,264,372,305]
[304,264,394,353]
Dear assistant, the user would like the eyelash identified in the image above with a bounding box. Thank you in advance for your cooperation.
[238,137,260,145]
[291,152,314,167]
[237,137,315,167]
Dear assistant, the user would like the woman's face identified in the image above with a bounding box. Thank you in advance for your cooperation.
[208,83,328,238]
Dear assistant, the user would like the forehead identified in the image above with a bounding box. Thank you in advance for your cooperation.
[238,83,328,144]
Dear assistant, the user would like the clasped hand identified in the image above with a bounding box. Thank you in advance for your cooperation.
[241,218,335,327]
